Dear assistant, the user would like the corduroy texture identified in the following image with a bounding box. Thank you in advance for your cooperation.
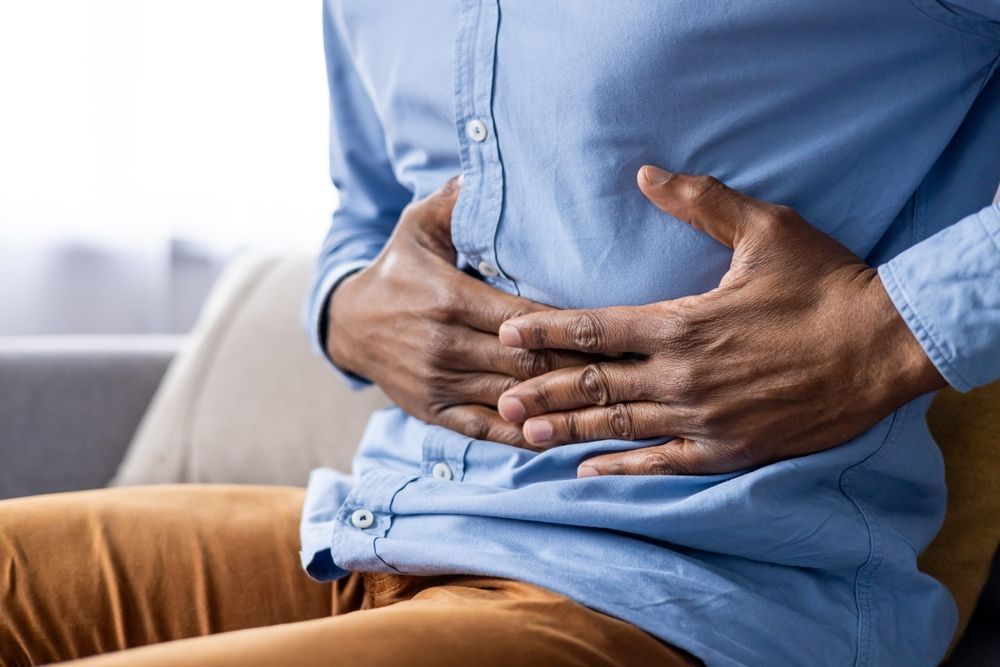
[0,486,694,667]
[920,382,1000,655]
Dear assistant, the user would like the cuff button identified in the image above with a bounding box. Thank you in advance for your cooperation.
[350,509,375,529]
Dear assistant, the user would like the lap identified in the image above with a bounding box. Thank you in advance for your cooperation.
[65,575,691,667]
[0,486,694,667]
[0,485,337,665]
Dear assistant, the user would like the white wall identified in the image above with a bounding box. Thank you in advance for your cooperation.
[0,1,335,333]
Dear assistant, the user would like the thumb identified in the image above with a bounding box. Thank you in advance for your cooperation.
[423,173,462,226]
[637,165,758,250]
[408,174,463,260]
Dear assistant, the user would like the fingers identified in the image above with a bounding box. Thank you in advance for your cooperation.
[458,273,553,333]
[637,165,761,250]
[513,401,683,448]
[447,372,520,406]
[410,174,611,339]
[450,332,605,380]
[576,438,726,477]
[498,306,653,354]
[436,404,528,448]
[497,361,654,421]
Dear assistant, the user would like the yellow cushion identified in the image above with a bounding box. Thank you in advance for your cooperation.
[919,381,1000,653]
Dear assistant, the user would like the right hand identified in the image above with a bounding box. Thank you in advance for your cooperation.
[326,176,594,447]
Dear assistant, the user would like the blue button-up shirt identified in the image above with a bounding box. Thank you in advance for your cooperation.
[301,2,1000,665]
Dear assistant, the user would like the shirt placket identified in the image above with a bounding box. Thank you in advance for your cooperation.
[451,0,515,294]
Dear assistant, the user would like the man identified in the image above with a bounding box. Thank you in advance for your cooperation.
[1,2,997,666]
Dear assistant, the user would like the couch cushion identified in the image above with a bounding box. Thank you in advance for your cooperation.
[112,255,388,487]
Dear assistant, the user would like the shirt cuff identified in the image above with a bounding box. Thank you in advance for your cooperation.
[307,259,374,390]
[877,203,1000,392]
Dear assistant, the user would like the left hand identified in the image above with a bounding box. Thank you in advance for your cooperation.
[496,166,946,477]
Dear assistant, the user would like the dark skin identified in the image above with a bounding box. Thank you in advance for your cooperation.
[328,166,945,476]
[496,166,946,477]
[325,176,599,447]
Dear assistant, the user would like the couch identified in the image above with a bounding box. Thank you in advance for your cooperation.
[0,254,995,665]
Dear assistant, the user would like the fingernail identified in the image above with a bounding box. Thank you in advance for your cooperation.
[497,396,526,422]
[577,465,600,478]
[524,418,553,443]
[641,165,672,186]
[498,323,523,347]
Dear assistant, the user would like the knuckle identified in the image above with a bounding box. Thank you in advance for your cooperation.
[698,406,724,432]
[532,384,554,413]
[463,412,492,441]
[425,369,453,399]
[656,313,694,351]
[425,288,462,322]
[498,376,521,397]
[578,364,611,405]
[760,205,796,232]
[425,329,456,361]
[563,412,582,441]
[769,203,795,219]
[500,305,533,324]
[606,403,636,440]
[423,295,457,324]
[637,450,679,475]
[569,313,605,352]
[670,362,699,401]
[514,349,550,379]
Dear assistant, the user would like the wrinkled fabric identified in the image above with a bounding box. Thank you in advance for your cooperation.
[302,2,1000,665]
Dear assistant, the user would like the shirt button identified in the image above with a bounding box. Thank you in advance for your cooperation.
[431,461,454,481]
[465,119,488,142]
[350,509,374,529]
[477,260,499,277]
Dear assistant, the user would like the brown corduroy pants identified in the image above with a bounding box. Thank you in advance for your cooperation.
[0,485,695,666]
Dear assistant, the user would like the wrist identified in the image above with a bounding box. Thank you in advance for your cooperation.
[324,269,367,376]
[865,271,946,405]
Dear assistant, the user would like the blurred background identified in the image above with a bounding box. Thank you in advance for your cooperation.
[0,0,333,335]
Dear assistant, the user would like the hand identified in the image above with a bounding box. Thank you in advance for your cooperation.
[327,177,596,446]
[495,166,945,476]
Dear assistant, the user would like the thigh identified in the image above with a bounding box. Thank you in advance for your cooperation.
[59,576,696,667]
[0,485,347,666]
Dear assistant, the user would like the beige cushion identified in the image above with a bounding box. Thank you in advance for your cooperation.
[112,254,388,487]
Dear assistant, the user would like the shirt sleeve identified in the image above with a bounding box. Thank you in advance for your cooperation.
[878,202,1000,391]
[303,2,413,389]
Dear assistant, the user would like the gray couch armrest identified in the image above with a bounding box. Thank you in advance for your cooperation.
[0,336,178,499]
